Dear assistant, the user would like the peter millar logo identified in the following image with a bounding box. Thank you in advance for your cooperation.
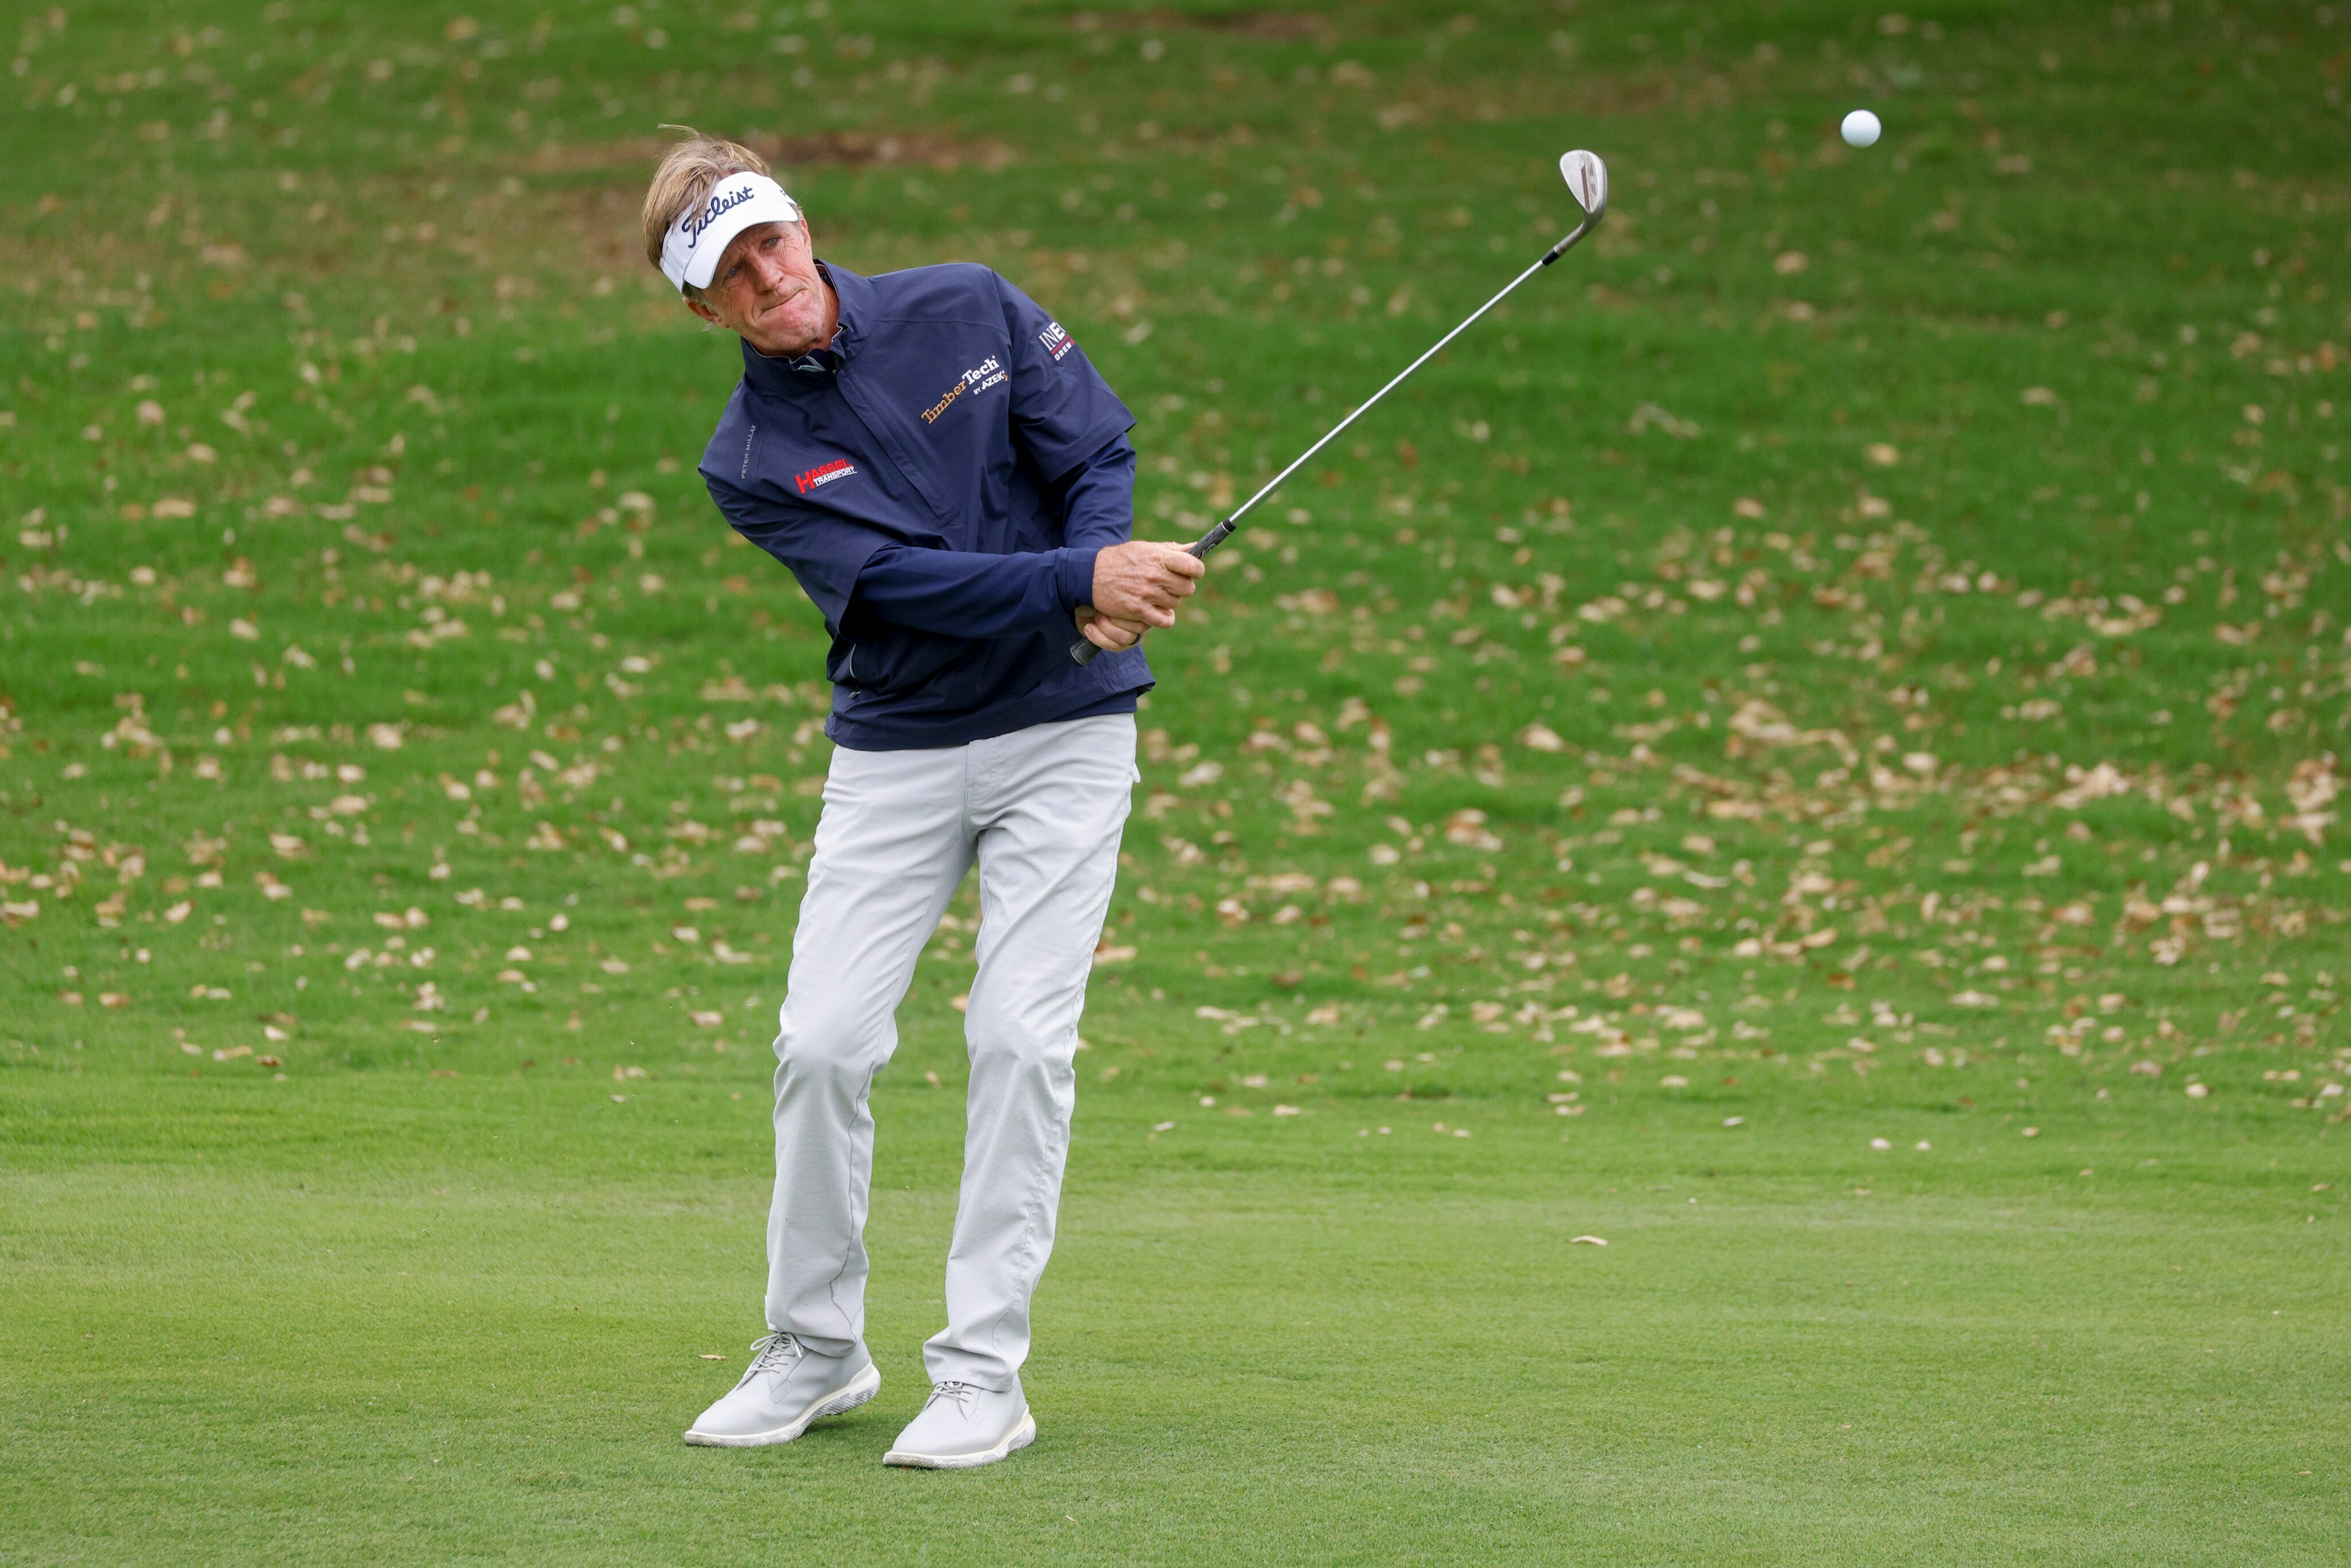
[1038,321,1075,362]
[795,458,857,494]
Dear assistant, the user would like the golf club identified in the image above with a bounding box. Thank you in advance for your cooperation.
[1071,147,1610,665]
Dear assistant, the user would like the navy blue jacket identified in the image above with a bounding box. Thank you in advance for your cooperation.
[699,260,1150,751]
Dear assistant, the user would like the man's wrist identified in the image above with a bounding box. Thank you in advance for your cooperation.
[1055,546,1102,613]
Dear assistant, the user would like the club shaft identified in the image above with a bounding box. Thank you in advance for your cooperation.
[1069,215,1596,666]
[1218,217,1591,536]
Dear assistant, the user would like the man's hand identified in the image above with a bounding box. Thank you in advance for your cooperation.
[1074,607,1149,653]
[1089,541,1205,628]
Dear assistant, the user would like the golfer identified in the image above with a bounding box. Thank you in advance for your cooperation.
[641,133,1201,1469]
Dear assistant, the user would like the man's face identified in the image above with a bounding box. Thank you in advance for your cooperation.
[686,219,832,357]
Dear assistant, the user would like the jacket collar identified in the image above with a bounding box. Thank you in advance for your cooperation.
[739,260,870,397]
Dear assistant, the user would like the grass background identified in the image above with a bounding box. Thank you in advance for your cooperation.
[4,0,2349,1561]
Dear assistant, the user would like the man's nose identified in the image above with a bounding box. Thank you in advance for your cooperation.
[752,250,796,294]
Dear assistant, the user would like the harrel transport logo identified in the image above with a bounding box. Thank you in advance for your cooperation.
[1039,321,1075,362]
[795,457,857,494]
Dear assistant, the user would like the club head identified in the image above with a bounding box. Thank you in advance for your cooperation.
[1559,149,1609,223]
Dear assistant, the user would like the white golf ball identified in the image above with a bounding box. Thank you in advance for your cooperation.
[1841,109,1882,149]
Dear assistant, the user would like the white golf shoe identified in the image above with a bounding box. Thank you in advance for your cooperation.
[683,1332,881,1448]
[882,1378,1037,1469]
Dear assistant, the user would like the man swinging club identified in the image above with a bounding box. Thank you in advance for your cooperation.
[641,133,1203,1469]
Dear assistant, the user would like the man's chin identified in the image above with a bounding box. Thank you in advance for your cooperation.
[749,312,816,355]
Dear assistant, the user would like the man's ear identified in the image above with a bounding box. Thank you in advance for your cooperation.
[685,295,721,327]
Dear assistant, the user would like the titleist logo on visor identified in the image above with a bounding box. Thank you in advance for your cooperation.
[683,182,759,245]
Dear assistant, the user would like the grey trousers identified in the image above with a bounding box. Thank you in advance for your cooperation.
[764,711,1135,1390]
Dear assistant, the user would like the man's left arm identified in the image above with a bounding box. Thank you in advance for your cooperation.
[993,274,1174,647]
[995,273,1137,519]
[1050,434,1180,651]
[1050,432,1137,554]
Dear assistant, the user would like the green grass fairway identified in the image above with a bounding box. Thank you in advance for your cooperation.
[4,2,2349,1562]
[7,1075,2343,1565]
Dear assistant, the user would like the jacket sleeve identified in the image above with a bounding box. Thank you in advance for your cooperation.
[703,468,891,634]
[850,543,1099,640]
[1051,432,1137,556]
[994,272,1136,485]
[850,431,1136,634]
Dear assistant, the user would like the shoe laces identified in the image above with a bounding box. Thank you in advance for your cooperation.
[740,1332,806,1386]
[928,1380,981,1417]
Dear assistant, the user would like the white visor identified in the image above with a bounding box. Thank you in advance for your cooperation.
[660,172,802,294]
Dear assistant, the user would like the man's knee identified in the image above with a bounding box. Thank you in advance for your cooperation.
[963,990,1077,1071]
[777,991,890,1083]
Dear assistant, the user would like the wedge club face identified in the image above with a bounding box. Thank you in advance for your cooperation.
[1560,149,1608,224]
[1537,150,1606,266]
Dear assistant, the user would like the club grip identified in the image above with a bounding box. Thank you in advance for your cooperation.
[1066,518,1238,665]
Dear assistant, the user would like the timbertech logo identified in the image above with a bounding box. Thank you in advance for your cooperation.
[795,458,857,494]
[921,357,1006,424]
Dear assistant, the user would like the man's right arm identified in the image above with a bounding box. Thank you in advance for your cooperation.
[709,474,877,634]
[852,544,1096,640]
[854,542,1201,642]
[710,472,1199,644]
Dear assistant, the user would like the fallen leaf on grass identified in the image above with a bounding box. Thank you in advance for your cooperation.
[1570,1235,1609,1247]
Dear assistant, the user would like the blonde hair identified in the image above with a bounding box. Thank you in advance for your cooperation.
[640,129,788,297]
